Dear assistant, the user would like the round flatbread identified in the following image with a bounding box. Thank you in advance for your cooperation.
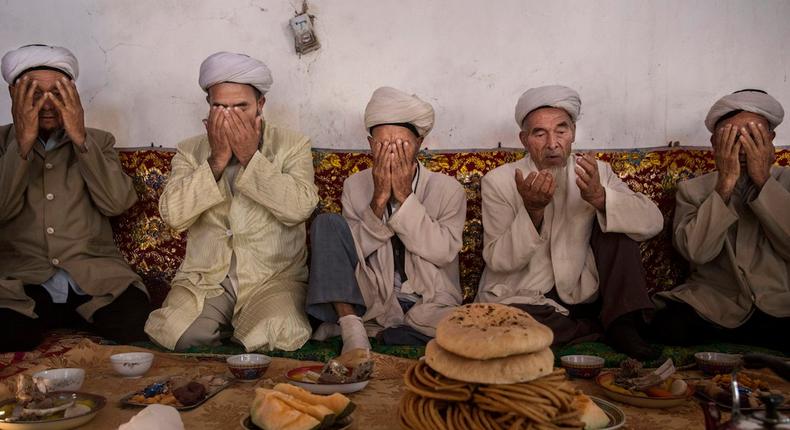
[425,339,555,384]
[435,303,553,360]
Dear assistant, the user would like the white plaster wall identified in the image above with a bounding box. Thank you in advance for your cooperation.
[0,0,788,150]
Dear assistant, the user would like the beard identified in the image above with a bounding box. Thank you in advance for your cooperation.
[546,163,568,195]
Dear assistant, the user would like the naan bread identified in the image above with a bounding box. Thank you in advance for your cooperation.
[425,340,554,384]
[436,303,553,360]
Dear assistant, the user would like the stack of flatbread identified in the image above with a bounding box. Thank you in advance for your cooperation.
[428,302,556,384]
[399,303,610,430]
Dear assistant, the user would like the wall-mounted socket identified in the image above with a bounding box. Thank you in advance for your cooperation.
[289,13,320,55]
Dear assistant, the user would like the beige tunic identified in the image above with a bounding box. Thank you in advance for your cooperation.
[476,155,663,314]
[0,124,145,320]
[656,167,790,328]
[343,163,466,337]
[145,122,319,352]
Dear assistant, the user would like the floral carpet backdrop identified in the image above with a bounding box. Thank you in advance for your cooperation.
[112,147,790,307]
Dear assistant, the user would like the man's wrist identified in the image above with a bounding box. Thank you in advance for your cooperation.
[371,193,389,207]
[716,175,737,193]
[239,150,257,167]
[72,138,87,152]
[370,199,387,218]
[207,155,228,180]
[527,208,544,229]
[750,171,769,189]
[394,189,411,203]
[715,180,735,202]
[16,139,34,159]
[590,189,606,211]
[71,130,87,147]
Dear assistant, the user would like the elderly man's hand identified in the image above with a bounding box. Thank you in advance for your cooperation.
[10,76,46,159]
[575,153,606,211]
[204,106,232,180]
[740,122,775,189]
[369,139,392,218]
[225,107,261,167]
[515,168,555,228]
[49,77,86,149]
[391,139,416,204]
[713,124,740,202]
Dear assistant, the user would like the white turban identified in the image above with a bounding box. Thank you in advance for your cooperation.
[198,51,273,95]
[1,44,79,84]
[704,90,784,132]
[515,85,581,129]
[364,86,435,137]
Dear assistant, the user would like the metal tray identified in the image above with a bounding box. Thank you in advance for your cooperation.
[119,375,233,411]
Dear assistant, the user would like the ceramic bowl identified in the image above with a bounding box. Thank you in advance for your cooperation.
[227,354,272,381]
[560,355,605,378]
[110,352,154,378]
[32,368,85,392]
[694,352,741,375]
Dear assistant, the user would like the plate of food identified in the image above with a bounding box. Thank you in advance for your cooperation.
[120,374,232,410]
[286,366,369,395]
[596,359,693,408]
[693,373,790,412]
[0,375,105,430]
[286,350,374,395]
[588,396,626,430]
[243,383,355,430]
[241,414,352,430]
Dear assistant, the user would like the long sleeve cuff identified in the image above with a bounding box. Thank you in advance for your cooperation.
[596,185,663,239]
[388,193,420,235]
[360,205,394,240]
[159,159,228,230]
[750,176,789,220]
[235,151,273,188]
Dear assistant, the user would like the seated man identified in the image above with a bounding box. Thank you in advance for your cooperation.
[476,85,664,359]
[306,87,466,353]
[652,90,789,353]
[145,52,319,352]
[0,44,149,352]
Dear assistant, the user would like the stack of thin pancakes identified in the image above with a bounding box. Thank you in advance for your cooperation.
[399,303,608,430]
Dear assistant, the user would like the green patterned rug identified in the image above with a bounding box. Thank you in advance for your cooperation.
[131,338,784,368]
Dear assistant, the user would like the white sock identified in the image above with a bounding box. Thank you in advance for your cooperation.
[312,322,341,341]
[338,314,371,354]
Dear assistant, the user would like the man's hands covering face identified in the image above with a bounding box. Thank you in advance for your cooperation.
[48,77,86,149]
[739,122,775,189]
[713,122,775,202]
[370,139,416,218]
[10,76,87,157]
[10,76,46,158]
[205,106,262,180]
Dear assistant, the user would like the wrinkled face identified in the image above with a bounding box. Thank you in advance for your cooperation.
[519,107,575,170]
[711,111,775,165]
[206,82,264,124]
[368,124,422,163]
[9,69,69,133]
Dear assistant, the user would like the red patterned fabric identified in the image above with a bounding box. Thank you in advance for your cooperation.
[112,149,181,307]
[115,147,790,306]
